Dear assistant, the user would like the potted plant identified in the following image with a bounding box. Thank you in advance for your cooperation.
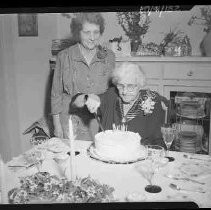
[116,11,151,55]
[188,6,211,56]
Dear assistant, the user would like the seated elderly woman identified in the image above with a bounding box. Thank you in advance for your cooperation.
[71,62,168,148]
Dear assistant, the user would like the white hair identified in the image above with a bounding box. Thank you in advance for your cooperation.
[112,62,146,87]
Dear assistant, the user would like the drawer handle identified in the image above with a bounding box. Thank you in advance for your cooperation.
[187,70,193,76]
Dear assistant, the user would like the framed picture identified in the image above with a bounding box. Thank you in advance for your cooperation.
[18,14,38,36]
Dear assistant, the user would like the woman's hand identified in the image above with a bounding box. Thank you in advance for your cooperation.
[85,94,101,113]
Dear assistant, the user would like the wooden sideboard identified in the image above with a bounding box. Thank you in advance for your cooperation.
[116,56,211,155]
[116,56,211,96]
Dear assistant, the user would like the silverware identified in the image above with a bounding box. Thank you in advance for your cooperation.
[164,174,205,185]
[183,154,211,162]
[169,183,206,193]
[8,165,25,168]
[93,112,105,132]
[8,161,41,169]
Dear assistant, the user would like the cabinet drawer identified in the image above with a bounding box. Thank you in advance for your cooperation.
[163,64,211,80]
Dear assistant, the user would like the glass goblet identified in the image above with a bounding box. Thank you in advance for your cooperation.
[161,125,177,162]
[144,145,165,193]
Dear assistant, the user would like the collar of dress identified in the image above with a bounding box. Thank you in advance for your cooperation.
[72,43,106,64]
[116,91,144,123]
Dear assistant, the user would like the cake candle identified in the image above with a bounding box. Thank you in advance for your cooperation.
[68,116,76,181]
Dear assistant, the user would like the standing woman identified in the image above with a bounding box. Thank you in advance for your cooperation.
[51,13,115,140]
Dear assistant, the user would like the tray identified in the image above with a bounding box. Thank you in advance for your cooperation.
[87,144,146,164]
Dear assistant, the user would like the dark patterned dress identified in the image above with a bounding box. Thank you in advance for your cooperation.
[97,87,167,148]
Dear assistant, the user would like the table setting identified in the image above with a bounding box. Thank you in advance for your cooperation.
[1,118,211,207]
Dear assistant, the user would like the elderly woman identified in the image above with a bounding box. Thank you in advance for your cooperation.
[72,62,168,147]
[51,13,115,140]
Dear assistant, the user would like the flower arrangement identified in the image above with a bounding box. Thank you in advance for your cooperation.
[160,28,192,56]
[116,11,151,52]
[188,6,211,33]
[140,90,156,115]
[8,172,115,204]
[136,42,162,56]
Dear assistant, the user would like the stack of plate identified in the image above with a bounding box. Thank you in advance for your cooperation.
[175,131,201,153]
[177,100,205,118]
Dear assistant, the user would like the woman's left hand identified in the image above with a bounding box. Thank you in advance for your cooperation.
[85,94,101,113]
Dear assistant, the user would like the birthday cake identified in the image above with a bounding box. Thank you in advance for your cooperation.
[93,130,145,162]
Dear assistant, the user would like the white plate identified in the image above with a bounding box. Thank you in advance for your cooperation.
[172,123,204,137]
[87,144,146,164]
[36,138,70,153]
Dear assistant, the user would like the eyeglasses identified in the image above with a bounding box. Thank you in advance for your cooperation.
[116,84,138,92]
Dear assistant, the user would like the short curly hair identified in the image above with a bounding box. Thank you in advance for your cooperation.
[112,62,146,87]
[71,13,105,42]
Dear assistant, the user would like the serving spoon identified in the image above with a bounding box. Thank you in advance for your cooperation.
[169,183,206,193]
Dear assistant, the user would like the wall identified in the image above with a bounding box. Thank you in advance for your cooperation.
[57,6,209,56]
[0,15,21,161]
[14,13,58,153]
[0,13,58,161]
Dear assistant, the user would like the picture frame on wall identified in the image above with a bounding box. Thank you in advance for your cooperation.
[18,14,38,36]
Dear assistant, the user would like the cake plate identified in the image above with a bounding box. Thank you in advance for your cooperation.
[87,143,146,164]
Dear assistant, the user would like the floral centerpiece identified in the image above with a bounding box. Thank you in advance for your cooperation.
[116,11,151,54]
[160,28,192,56]
[188,6,211,33]
[8,172,115,204]
[136,42,162,56]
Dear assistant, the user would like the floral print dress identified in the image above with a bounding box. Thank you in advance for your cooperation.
[51,44,115,140]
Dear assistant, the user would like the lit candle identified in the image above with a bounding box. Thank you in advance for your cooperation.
[165,108,168,124]
[68,116,76,181]
[0,155,8,204]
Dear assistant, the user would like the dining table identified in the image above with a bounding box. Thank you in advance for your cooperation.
[1,138,211,208]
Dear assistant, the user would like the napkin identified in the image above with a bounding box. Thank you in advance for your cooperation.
[1,157,20,203]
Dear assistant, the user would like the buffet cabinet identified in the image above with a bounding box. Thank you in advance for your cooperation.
[116,56,211,155]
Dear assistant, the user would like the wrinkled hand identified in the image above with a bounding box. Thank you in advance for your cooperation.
[85,94,101,113]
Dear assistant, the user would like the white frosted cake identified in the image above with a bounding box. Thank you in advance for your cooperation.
[93,130,146,162]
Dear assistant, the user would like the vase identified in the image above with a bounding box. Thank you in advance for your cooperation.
[200,31,211,56]
[130,39,142,55]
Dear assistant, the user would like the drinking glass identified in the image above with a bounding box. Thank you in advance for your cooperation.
[161,125,177,162]
[135,145,167,193]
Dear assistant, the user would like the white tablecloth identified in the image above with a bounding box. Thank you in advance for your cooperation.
[1,139,211,207]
